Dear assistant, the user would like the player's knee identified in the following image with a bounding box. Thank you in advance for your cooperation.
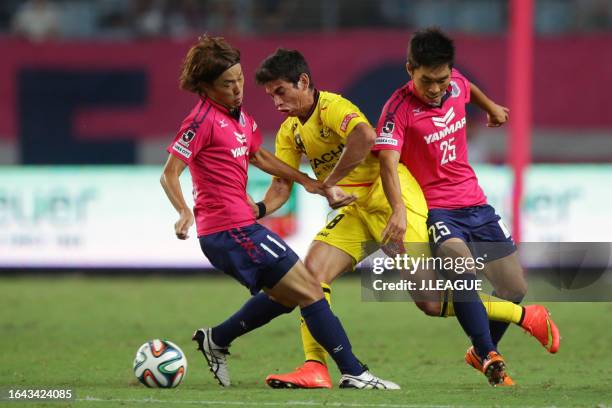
[415,301,442,316]
[304,256,327,282]
[495,282,528,303]
[296,263,326,305]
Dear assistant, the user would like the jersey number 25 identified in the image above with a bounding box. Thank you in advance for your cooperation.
[440,137,456,165]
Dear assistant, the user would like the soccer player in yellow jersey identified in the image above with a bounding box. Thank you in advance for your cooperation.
[253,49,556,389]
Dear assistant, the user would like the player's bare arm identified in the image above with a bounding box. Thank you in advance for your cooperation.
[250,147,323,194]
[469,82,510,127]
[378,150,407,243]
[252,147,357,211]
[258,177,293,217]
[160,154,194,240]
[322,122,376,189]
[251,148,355,210]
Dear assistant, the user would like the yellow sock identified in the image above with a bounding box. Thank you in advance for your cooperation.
[441,290,523,324]
[300,282,331,364]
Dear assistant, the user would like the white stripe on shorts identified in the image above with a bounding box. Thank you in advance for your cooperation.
[260,243,279,258]
[266,235,286,251]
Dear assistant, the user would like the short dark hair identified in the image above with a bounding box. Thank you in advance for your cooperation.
[255,48,314,89]
[179,35,240,93]
[408,27,455,69]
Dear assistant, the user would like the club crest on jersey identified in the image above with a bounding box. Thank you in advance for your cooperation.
[179,129,195,146]
[450,81,461,98]
[234,131,247,144]
[320,127,332,139]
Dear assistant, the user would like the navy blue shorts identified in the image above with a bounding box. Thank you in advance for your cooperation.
[427,204,516,262]
[199,223,299,295]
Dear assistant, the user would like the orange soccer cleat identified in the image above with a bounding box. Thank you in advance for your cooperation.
[465,346,484,372]
[266,361,333,389]
[482,351,515,387]
[466,347,515,386]
[520,305,560,353]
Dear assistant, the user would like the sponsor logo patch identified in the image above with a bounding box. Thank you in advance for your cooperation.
[234,131,247,144]
[432,106,456,128]
[340,113,359,132]
[231,146,249,158]
[424,116,466,144]
[375,136,398,146]
[219,119,228,128]
[309,144,344,169]
[173,142,192,158]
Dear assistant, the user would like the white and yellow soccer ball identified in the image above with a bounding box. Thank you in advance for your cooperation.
[133,339,187,388]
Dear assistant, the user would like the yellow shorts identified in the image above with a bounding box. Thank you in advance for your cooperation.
[314,164,430,264]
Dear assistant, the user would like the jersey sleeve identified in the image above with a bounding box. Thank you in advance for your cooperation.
[166,115,211,164]
[320,96,370,140]
[451,68,471,104]
[248,116,262,158]
[274,122,302,170]
[372,92,408,153]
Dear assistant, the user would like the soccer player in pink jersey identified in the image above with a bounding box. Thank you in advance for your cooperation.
[159,35,399,390]
[373,28,560,386]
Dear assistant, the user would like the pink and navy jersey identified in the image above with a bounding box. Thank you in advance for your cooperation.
[167,97,262,236]
[372,69,486,209]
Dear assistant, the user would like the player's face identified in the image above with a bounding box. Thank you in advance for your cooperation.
[263,75,310,117]
[203,63,244,109]
[408,64,452,106]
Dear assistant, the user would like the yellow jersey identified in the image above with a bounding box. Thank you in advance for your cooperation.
[275,90,380,186]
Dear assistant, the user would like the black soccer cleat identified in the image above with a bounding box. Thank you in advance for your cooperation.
[192,328,231,387]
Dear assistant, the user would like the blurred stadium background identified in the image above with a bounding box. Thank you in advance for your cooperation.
[1,1,612,406]
[1,0,612,269]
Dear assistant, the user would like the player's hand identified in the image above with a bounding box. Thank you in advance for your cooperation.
[487,104,509,127]
[324,186,356,209]
[174,209,194,240]
[302,177,325,196]
[246,194,259,218]
[381,207,407,244]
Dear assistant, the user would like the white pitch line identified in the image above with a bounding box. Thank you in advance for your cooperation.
[77,396,456,408]
[75,396,580,408]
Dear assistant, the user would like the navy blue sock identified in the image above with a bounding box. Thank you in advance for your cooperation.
[489,291,524,346]
[301,299,363,376]
[211,292,293,347]
[452,274,497,360]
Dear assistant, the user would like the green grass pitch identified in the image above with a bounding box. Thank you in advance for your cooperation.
[1,276,611,407]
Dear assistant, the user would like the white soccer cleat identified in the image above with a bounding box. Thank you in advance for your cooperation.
[192,328,231,387]
[338,370,401,390]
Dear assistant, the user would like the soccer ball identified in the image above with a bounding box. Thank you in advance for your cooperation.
[133,339,187,388]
